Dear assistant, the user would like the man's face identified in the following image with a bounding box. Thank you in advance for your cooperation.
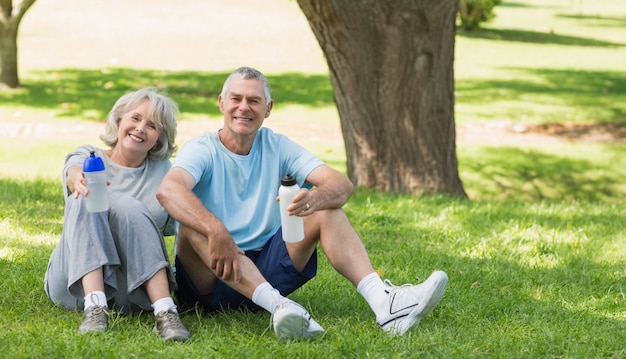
[219,76,272,137]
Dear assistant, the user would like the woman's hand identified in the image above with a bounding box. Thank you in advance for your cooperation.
[66,165,88,198]
[66,165,109,198]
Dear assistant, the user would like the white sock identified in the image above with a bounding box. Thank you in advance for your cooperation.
[252,282,285,313]
[84,291,107,311]
[152,297,178,316]
[357,272,389,318]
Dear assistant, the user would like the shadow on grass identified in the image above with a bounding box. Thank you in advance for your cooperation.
[458,27,624,47]
[342,191,626,355]
[0,68,334,121]
[3,67,624,127]
[3,177,626,356]
[456,68,626,124]
[556,13,626,28]
[460,145,626,202]
[432,249,626,355]
[497,1,532,8]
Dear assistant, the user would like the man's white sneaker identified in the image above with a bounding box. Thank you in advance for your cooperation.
[377,270,448,335]
[271,299,325,340]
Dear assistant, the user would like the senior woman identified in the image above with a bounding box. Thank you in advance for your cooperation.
[44,87,189,341]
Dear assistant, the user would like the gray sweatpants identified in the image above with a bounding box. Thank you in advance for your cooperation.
[44,194,176,314]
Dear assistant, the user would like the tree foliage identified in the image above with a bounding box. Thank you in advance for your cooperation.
[458,0,500,30]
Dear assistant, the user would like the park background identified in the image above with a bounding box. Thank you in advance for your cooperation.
[1,0,625,358]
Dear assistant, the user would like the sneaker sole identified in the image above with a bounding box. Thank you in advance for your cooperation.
[414,271,448,317]
[161,332,190,341]
[274,312,311,340]
[303,322,325,340]
[78,326,107,334]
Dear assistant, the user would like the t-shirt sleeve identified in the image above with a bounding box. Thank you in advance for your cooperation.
[279,135,325,188]
[171,136,213,186]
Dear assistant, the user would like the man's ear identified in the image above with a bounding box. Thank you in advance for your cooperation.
[218,95,225,114]
[265,100,273,118]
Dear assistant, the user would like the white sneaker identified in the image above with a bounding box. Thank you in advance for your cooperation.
[271,299,325,340]
[377,270,448,335]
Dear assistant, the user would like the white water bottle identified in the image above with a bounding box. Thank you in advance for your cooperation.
[82,151,109,213]
[279,174,304,243]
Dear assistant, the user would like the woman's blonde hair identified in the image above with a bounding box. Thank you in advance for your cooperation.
[99,87,178,160]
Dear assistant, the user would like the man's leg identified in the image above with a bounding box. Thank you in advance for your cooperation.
[176,224,324,340]
[176,224,265,298]
[297,208,376,286]
[301,208,448,336]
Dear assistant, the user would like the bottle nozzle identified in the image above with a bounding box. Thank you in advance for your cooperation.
[281,174,297,186]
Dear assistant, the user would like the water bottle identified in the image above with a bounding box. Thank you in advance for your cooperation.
[279,174,304,243]
[82,151,109,213]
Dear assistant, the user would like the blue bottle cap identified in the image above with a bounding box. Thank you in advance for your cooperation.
[83,151,105,172]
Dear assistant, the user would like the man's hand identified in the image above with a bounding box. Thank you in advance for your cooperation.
[207,228,245,283]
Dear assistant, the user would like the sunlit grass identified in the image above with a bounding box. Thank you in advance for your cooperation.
[2,0,626,357]
[2,181,625,358]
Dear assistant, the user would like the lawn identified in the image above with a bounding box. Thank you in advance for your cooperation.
[1,0,626,358]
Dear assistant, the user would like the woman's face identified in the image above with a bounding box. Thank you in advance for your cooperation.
[115,99,161,158]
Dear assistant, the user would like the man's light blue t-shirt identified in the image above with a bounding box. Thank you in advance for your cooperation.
[173,127,324,251]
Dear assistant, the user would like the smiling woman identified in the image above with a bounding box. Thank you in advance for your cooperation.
[42,87,190,341]
[99,88,178,166]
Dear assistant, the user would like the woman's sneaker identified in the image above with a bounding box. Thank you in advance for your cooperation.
[78,305,108,334]
[377,270,448,335]
[154,309,190,341]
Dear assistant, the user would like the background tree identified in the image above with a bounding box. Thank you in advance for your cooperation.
[458,0,499,30]
[297,0,466,197]
[0,0,37,88]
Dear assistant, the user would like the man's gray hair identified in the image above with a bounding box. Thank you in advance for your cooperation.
[220,66,272,104]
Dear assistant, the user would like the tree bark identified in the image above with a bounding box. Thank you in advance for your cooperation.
[0,0,37,88]
[297,0,466,198]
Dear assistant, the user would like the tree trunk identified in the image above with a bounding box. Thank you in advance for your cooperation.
[0,0,38,88]
[297,0,466,198]
[0,25,19,88]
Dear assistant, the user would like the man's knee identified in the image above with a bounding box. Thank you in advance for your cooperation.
[176,224,205,252]
[315,208,350,228]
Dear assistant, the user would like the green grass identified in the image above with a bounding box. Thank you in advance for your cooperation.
[0,69,335,121]
[2,0,626,358]
[455,0,626,125]
[2,182,625,358]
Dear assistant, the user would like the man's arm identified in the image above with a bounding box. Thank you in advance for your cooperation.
[156,167,243,281]
[156,167,215,236]
[287,164,354,215]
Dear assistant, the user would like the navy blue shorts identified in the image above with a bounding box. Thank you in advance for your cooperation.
[174,229,317,312]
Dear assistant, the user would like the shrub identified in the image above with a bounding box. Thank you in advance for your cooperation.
[458,0,498,30]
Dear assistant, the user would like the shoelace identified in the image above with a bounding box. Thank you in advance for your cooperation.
[384,279,421,289]
[89,292,108,313]
[159,311,184,329]
[270,299,311,323]
[384,279,413,290]
[88,293,109,311]
[84,305,108,327]
[384,279,424,297]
